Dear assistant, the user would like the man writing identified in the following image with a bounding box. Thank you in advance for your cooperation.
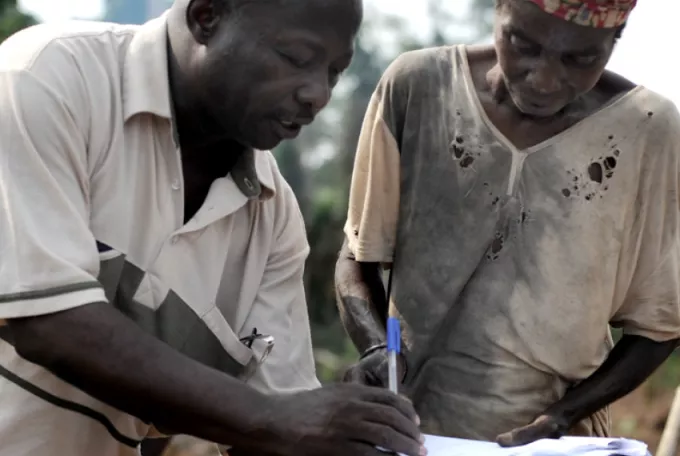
[336,0,679,446]
[0,0,424,455]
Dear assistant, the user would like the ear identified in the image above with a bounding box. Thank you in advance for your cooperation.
[186,0,223,45]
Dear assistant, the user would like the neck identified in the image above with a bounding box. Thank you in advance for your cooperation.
[166,24,238,151]
[165,20,246,175]
[166,50,214,148]
[485,64,510,106]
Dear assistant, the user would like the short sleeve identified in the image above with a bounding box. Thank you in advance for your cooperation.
[241,176,320,394]
[611,100,680,342]
[343,59,406,263]
[0,69,105,320]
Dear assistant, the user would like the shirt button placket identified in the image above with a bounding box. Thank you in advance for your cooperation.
[170,172,181,245]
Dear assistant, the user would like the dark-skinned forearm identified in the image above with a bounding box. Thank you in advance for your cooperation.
[545,335,678,429]
[335,238,389,353]
[8,302,280,451]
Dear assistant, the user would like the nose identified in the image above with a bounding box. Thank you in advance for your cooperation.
[295,73,331,115]
[527,59,563,95]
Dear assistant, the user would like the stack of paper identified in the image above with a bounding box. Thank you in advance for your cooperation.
[415,434,649,456]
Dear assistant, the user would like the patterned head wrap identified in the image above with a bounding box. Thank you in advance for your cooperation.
[526,0,636,28]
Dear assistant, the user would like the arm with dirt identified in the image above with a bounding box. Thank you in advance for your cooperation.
[335,239,406,385]
[497,335,678,446]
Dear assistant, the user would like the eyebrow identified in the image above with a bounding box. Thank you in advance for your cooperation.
[506,25,604,55]
[276,34,325,52]
[277,40,323,57]
[506,26,539,46]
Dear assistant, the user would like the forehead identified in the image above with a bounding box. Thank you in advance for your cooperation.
[499,1,614,52]
[247,1,361,47]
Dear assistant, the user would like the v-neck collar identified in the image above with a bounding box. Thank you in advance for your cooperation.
[456,45,645,155]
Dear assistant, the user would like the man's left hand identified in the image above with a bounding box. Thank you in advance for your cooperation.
[496,414,568,447]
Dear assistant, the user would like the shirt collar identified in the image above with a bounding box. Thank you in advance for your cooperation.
[122,14,171,121]
[232,148,276,200]
[122,13,275,200]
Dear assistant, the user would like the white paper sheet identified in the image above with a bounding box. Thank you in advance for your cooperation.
[416,434,649,456]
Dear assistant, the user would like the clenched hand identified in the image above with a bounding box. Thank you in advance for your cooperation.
[264,383,426,456]
[342,349,407,388]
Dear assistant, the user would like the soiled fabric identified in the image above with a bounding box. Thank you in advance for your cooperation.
[344,45,680,440]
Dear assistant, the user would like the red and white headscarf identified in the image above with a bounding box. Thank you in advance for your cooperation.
[526,0,637,28]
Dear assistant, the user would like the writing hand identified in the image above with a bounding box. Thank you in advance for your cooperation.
[268,383,426,456]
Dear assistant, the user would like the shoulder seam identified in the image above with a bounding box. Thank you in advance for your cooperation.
[16,28,136,72]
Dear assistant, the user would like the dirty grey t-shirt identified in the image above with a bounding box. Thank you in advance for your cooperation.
[344,45,680,440]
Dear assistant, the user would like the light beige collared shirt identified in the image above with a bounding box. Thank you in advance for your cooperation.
[0,14,319,456]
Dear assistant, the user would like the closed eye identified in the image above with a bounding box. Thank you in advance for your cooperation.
[278,50,311,68]
[562,53,599,67]
[509,33,541,56]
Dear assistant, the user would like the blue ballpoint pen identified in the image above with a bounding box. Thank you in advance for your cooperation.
[374,317,402,454]
[386,317,400,394]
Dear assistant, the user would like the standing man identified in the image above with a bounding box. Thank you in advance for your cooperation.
[336,0,680,447]
[0,1,425,456]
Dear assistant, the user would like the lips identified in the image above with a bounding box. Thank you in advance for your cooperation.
[271,113,315,140]
[272,119,302,140]
[512,95,561,117]
[510,88,565,116]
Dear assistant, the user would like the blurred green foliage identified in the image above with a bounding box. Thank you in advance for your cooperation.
[0,0,35,42]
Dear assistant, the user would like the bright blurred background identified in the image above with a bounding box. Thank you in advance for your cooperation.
[2,0,678,453]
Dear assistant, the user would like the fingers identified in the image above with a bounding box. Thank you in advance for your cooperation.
[342,358,389,387]
[367,356,390,387]
[362,402,422,442]
[343,366,382,387]
[351,423,425,456]
[363,387,420,426]
[496,421,560,447]
[333,386,423,456]
[496,430,522,447]
[342,365,364,383]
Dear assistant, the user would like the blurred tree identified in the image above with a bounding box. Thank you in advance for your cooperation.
[274,141,310,220]
[0,0,36,42]
[470,0,496,38]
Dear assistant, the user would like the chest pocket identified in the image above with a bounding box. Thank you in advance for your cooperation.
[96,242,255,378]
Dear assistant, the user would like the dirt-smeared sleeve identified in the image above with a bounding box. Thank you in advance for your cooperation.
[342,55,412,263]
[611,99,680,342]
